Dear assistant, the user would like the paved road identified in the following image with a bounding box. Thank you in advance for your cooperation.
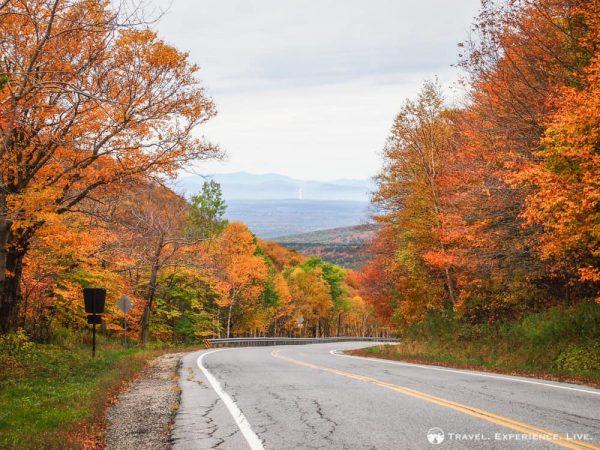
[172,342,600,450]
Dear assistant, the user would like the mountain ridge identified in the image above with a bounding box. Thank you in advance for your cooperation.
[175,171,375,202]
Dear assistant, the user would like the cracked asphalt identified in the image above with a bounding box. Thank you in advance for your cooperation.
[171,342,600,450]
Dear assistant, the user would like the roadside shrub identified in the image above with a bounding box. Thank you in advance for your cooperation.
[555,343,600,373]
[390,301,600,378]
[508,301,600,346]
[0,329,34,357]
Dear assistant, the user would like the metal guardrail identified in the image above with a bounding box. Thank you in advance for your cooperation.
[205,336,399,348]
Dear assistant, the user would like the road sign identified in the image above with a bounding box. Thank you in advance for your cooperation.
[83,287,105,357]
[117,295,134,347]
[83,288,106,314]
[116,295,134,314]
[87,315,102,325]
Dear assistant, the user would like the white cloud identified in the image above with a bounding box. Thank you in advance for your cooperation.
[151,0,481,180]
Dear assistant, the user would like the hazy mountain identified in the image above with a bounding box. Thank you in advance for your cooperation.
[175,172,374,202]
[172,172,374,238]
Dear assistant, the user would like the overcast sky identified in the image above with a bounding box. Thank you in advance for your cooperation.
[151,0,481,181]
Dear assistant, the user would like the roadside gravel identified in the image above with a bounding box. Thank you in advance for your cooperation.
[105,352,184,450]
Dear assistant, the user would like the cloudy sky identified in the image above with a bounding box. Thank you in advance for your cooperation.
[151,0,481,181]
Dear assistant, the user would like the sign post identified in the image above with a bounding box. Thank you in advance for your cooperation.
[83,288,106,357]
[296,316,304,337]
[116,295,134,347]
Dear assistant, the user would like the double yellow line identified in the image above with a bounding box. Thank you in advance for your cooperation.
[271,349,599,450]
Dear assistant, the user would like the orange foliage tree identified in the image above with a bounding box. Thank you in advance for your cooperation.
[287,266,333,337]
[208,223,268,338]
[0,0,219,331]
[369,81,456,326]
[359,0,600,328]
[519,33,600,301]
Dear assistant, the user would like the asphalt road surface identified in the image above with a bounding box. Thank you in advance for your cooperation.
[172,342,600,450]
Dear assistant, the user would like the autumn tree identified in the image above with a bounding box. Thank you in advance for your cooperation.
[287,266,333,337]
[301,257,349,335]
[0,0,219,332]
[270,272,294,335]
[359,0,600,328]
[106,183,196,343]
[370,81,456,326]
[209,223,268,337]
[19,209,127,340]
[440,0,599,319]
[351,230,397,327]
[519,20,600,301]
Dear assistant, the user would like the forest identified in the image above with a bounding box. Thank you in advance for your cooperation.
[0,0,598,349]
[355,0,600,375]
[0,0,382,344]
[2,0,598,447]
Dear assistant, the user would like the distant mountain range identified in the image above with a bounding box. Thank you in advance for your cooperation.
[175,172,375,202]
[173,172,375,238]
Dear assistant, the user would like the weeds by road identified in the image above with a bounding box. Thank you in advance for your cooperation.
[349,302,600,388]
[0,330,180,449]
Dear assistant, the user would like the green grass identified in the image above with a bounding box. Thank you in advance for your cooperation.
[0,331,168,449]
[357,301,600,384]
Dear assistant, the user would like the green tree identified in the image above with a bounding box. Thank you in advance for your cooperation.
[152,271,222,343]
[301,257,347,306]
[188,180,228,239]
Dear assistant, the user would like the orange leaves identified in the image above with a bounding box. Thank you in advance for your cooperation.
[0,0,222,331]
[358,0,600,329]
[207,223,269,333]
[287,266,333,323]
[257,238,305,270]
[520,50,600,286]
[212,223,269,291]
[0,1,219,214]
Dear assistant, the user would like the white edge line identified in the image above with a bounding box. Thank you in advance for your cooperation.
[330,349,600,396]
[197,350,265,450]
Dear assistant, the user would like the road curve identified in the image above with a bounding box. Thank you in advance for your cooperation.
[172,342,600,450]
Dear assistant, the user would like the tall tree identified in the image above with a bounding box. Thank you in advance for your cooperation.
[519,28,600,301]
[110,183,192,344]
[370,81,456,326]
[0,0,219,332]
[441,0,597,319]
[209,223,268,338]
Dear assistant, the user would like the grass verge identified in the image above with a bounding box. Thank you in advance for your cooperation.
[348,301,600,388]
[0,331,176,449]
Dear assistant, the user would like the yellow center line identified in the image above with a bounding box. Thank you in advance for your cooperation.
[271,349,600,450]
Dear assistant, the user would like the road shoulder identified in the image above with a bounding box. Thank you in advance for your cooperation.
[105,352,183,450]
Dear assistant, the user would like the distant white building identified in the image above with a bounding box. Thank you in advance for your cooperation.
[298,188,303,200]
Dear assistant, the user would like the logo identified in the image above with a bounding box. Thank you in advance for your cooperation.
[427,427,445,445]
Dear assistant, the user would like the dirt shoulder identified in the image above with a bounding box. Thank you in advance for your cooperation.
[105,352,184,450]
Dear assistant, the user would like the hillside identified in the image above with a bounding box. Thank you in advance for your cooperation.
[276,224,379,268]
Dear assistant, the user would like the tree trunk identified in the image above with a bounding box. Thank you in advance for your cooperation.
[0,195,10,286]
[226,302,233,338]
[443,266,456,305]
[140,243,162,345]
[0,238,27,333]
